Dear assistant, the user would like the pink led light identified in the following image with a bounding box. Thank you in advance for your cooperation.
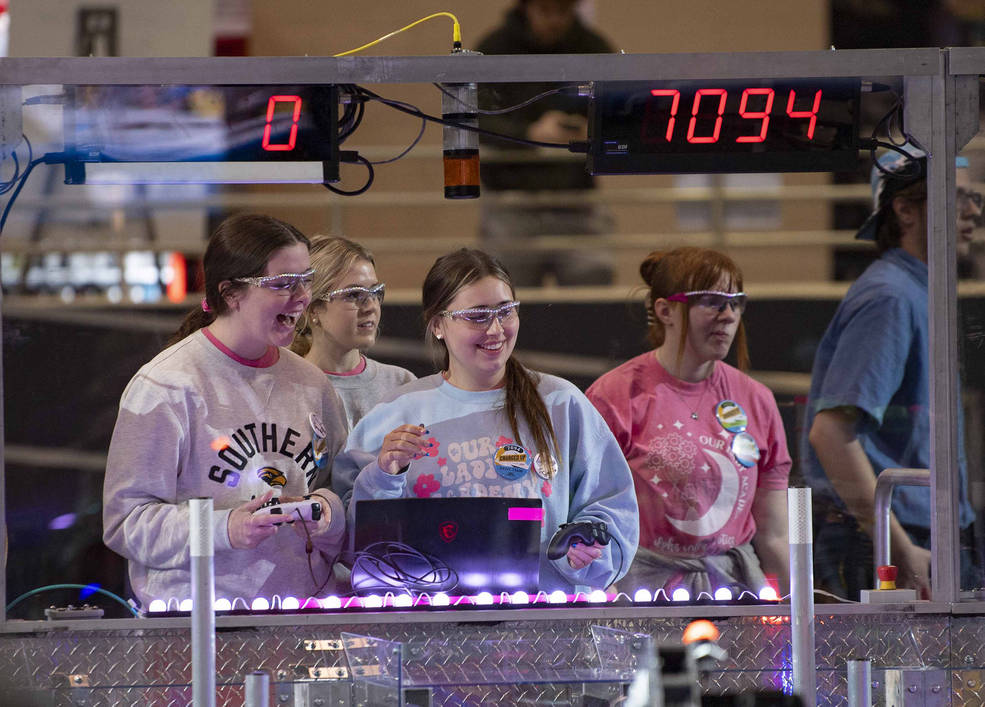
[251,597,270,611]
[633,589,653,603]
[508,506,544,521]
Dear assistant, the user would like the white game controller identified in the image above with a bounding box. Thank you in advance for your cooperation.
[252,497,322,525]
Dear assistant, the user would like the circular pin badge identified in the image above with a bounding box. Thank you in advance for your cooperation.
[533,453,558,480]
[715,400,748,433]
[494,443,530,481]
[731,432,760,468]
[309,412,327,439]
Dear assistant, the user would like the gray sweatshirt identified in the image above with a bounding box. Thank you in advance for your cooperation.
[325,356,416,430]
[103,330,348,608]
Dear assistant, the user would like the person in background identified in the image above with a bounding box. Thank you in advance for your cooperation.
[804,149,983,600]
[291,235,415,430]
[587,247,790,598]
[333,248,638,592]
[103,213,348,609]
[476,0,615,286]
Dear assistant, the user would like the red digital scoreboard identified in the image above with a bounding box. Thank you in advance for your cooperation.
[66,85,339,170]
[588,79,861,174]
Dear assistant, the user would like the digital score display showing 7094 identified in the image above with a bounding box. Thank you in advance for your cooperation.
[588,79,861,174]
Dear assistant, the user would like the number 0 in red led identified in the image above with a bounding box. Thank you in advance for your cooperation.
[687,89,727,144]
[262,95,302,151]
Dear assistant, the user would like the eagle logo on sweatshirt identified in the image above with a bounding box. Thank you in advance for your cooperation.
[257,467,287,489]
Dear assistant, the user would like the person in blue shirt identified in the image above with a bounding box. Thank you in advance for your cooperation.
[333,248,639,593]
[803,148,982,599]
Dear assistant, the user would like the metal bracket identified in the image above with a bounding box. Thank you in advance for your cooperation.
[307,666,349,680]
[303,639,343,651]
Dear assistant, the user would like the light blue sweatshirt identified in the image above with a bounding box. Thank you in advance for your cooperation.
[332,372,639,592]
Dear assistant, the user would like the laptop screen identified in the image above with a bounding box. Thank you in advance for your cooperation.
[352,497,544,596]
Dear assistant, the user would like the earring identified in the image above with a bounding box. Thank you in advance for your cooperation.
[435,333,443,340]
[311,318,319,327]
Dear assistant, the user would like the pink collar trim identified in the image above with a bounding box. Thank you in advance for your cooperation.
[326,355,367,376]
[202,328,279,368]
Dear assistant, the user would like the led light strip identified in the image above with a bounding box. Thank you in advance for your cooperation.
[144,585,780,614]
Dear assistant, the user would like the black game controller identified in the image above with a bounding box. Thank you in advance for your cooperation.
[252,496,322,525]
[547,521,611,560]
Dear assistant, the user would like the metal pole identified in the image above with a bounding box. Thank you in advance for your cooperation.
[872,469,930,588]
[189,497,216,707]
[846,659,872,707]
[788,488,816,704]
[244,670,270,707]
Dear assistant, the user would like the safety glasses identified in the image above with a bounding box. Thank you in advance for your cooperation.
[234,268,316,294]
[322,283,386,308]
[440,301,520,330]
[666,290,747,314]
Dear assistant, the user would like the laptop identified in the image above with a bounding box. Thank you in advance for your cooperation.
[351,497,543,596]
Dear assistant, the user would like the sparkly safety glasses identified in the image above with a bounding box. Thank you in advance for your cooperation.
[667,290,747,314]
[233,268,316,294]
[322,283,386,308]
[440,301,520,329]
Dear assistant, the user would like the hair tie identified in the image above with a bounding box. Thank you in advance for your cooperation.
[201,298,212,313]
[644,293,655,326]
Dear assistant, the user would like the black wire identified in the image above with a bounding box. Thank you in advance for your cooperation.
[367,98,427,166]
[0,154,44,236]
[1,135,31,195]
[0,150,19,195]
[354,85,573,150]
[432,82,574,116]
[322,153,374,196]
[337,84,365,143]
[349,541,458,595]
[872,140,923,180]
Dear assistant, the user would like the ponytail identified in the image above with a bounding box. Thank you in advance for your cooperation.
[504,357,561,478]
[167,308,216,348]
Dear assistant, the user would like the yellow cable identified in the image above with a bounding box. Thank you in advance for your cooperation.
[333,12,462,57]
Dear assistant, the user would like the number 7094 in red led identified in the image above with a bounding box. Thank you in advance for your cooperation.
[588,79,861,174]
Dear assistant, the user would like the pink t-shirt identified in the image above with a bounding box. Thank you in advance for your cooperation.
[586,352,790,558]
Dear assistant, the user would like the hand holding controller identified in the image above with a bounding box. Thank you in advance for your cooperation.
[547,521,611,560]
[252,497,322,526]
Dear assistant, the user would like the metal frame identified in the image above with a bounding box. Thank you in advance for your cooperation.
[0,47,981,626]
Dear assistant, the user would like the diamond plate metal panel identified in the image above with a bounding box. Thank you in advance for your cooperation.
[813,614,950,668]
[951,616,985,668]
[2,613,984,705]
[953,669,985,706]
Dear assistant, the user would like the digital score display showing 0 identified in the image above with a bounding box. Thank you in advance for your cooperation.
[588,79,861,174]
[66,84,339,165]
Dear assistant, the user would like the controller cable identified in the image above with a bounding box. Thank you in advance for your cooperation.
[348,541,458,595]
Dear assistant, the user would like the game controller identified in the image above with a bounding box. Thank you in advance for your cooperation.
[252,497,322,525]
[547,521,611,560]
